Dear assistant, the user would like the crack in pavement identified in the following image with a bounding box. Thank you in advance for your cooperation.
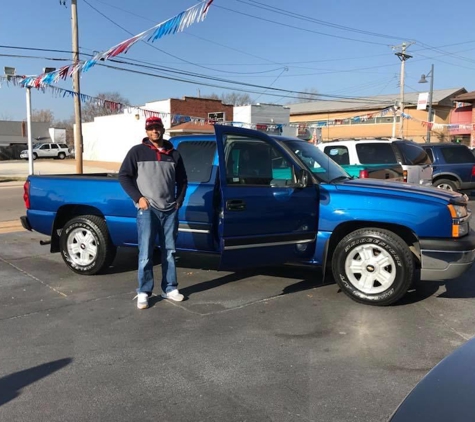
[0,255,68,298]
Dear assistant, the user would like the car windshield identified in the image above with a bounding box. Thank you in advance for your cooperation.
[278,139,350,183]
[32,143,41,149]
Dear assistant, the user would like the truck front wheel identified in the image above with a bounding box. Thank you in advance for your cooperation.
[332,228,414,306]
[60,215,117,275]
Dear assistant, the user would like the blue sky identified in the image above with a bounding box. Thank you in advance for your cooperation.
[1,0,475,121]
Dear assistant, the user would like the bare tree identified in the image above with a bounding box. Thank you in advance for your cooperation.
[221,92,252,106]
[0,112,13,121]
[81,92,130,123]
[53,117,75,147]
[203,92,252,106]
[31,109,55,123]
[295,87,319,103]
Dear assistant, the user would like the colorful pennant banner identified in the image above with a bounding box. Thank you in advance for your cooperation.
[10,0,213,88]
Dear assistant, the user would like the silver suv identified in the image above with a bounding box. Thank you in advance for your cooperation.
[318,138,433,185]
[20,142,71,160]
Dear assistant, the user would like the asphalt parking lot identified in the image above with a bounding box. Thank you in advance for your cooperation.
[1,227,474,421]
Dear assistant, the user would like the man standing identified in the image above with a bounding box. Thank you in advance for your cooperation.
[119,116,188,309]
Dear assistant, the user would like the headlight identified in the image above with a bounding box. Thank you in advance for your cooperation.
[447,204,468,218]
[447,204,470,237]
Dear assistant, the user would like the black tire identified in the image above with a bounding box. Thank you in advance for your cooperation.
[33,153,38,160]
[332,228,414,306]
[59,215,117,275]
[58,152,66,160]
[433,178,458,191]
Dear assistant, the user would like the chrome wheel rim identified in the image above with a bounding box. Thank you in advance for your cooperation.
[344,244,396,294]
[437,183,454,191]
[67,228,98,266]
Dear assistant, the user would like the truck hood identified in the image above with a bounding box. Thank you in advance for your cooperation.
[335,178,467,205]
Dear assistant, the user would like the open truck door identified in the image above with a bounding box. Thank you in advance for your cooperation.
[214,125,319,270]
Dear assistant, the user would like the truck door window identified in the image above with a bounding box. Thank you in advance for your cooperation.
[50,144,59,149]
[40,144,50,150]
[176,141,216,183]
[225,137,293,186]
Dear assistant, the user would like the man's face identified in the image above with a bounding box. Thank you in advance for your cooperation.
[146,125,164,142]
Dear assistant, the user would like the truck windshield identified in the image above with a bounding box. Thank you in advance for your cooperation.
[279,140,350,183]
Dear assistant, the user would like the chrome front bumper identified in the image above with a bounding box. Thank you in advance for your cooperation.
[420,230,475,281]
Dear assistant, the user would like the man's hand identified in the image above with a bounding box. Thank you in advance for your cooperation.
[138,197,149,210]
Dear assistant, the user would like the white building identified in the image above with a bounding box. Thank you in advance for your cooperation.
[81,100,294,163]
[81,100,172,162]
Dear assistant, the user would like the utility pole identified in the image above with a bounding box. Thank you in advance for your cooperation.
[394,42,413,139]
[426,64,434,143]
[71,0,83,174]
[25,87,34,175]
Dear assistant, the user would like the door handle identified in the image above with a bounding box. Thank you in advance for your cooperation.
[226,199,246,211]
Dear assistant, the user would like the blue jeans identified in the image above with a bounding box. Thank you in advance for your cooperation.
[136,207,178,295]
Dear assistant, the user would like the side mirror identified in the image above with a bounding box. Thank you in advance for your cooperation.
[296,168,310,188]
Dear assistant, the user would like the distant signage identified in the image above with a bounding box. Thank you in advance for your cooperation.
[208,112,225,122]
[417,92,429,110]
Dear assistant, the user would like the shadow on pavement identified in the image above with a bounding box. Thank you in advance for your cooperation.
[0,358,72,407]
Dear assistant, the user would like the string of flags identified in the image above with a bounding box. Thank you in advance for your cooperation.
[13,0,214,88]
[307,106,396,128]
[2,74,474,132]
[399,112,475,131]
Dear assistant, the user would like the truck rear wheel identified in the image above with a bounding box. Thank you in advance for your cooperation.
[332,228,414,306]
[60,215,117,275]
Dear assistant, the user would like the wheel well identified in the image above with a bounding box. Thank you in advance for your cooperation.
[326,221,421,268]
[433,175,460,185]
[50,205,105,253]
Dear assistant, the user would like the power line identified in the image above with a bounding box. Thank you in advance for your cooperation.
[213,4,391,46]
[0,50,393,104]
[234,0,405,41]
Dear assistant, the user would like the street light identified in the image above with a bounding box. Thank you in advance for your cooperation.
[418,64,434,143]
[3,66,55,175]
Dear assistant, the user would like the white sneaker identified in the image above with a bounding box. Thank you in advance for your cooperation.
[134,293,149,309]
[161,289,184,302]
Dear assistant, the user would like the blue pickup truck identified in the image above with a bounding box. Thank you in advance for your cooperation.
[20,126,475,306]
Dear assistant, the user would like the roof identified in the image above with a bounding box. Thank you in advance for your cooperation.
[452,91,475,103]
[168,122,215,134]
[289,88,467,115]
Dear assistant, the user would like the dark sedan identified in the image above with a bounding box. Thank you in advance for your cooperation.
[389,336,475,421]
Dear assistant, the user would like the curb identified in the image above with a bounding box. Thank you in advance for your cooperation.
[0,181,26,187]
[0,220,24,234]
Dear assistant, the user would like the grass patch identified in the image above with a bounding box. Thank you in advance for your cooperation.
[0,177,26,183]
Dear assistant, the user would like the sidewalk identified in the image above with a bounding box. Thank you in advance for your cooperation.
[0,159,121,179]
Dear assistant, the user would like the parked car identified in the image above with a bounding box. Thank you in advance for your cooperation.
[20,126,475,307]
[317,138,433,185]
[421,143,475,191]
[20,142,70,160]
[320,143,404,181]
[389,336,475,421]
